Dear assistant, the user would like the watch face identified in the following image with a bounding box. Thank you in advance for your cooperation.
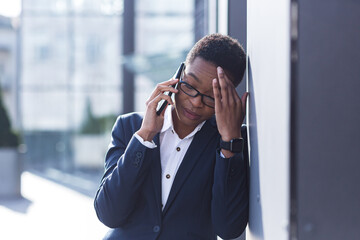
[231,138,244,152]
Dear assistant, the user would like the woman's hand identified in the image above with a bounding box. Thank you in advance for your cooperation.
[213,66,248,157]
[136,78,179,141]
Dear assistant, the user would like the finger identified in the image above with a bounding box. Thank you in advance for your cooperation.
[222,70,235,87]
[217,67,229,104]
[228,85,239,107]
[157,78,179,93]
[148,78,179,102]
[156,85,179,95]
[227,86,236,106]
[149,93,174,110]
[159,93,175,106]
[241,92,249,115]
[163,77,179,85]
[225,77,238,106]
[212,78,221,109]
[149,88,178,105]
[223,70,238,99]
[220,70,241,108]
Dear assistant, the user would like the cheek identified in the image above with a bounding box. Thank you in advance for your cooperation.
[174,91,187,105]
[202,108,215,119]
[175,91,214,118]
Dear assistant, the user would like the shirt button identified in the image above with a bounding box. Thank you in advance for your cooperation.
[153,225,160,232]
[176,147,180,151]
[166,174,171,179]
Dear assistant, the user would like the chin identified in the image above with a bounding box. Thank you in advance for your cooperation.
[174,104,198,125]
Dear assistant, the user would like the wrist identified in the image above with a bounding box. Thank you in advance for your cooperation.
[220,137,244,153]
[221,149,235,158]
[136,128,157,142]
[221,133,242,142]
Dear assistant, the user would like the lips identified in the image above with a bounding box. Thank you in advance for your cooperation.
[183,107,201,120]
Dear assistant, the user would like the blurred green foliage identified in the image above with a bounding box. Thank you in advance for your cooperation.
[79,99,117,135]
[0,88,19,147]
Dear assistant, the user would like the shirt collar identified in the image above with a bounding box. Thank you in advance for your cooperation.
[160,106,206,139]
[160,106,173,133]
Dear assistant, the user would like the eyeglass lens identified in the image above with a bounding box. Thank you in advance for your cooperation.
[179,82,215,108]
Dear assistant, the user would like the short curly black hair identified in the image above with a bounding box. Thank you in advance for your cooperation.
[185,33,246,87]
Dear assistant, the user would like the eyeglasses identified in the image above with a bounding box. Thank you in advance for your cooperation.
[178,79,215,108]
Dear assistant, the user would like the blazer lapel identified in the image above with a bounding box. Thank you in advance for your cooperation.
[151,133,162,216]
[162,118,218,215]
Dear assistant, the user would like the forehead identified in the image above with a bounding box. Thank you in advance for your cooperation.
[184,57,218,92]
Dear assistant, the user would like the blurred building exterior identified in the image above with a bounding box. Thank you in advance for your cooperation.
[132,0,195,112]
[21,0,122,171]
[19,0,196,172]
[21,0,122,131]
[3,1,248,239]
[2,1,359,240]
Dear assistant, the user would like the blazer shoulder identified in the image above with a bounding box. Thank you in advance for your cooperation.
[118,112,144,123]
[112,112,144,137]
[117,112,144,127]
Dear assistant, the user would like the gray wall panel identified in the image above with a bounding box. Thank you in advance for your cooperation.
[247,1,291,239]
[297,1,360,239]
[227,1,247,239]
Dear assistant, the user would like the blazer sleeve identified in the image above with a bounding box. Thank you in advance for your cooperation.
[94,115,156,228]
[211,125,249,239]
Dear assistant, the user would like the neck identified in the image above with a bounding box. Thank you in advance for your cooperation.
[171,108,195,139]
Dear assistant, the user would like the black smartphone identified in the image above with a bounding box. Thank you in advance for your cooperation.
[156,62,185,116]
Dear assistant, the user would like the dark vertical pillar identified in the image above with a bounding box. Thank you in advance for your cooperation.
[122,0,135,113]
[194,0,208,42]
[16,11,22,130]
[228,0,246,50]
[289,1,298,239]
[295,0,360,239]
[228,0,247,116]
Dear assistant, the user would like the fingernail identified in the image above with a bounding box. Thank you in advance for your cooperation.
[213,78,217,84]
[217,66,223,73]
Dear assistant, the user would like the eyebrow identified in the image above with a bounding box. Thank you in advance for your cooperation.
[186,72,201,83]
[183,73,215,98]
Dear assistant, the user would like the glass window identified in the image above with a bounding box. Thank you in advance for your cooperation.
[21,0,122,179]
[134,0,195,112]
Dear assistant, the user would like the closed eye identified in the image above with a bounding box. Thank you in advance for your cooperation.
[183,83,194,90]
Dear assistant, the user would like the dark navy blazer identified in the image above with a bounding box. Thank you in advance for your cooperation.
[94,112,249,240]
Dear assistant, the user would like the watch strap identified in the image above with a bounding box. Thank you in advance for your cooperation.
[220,138,244,153]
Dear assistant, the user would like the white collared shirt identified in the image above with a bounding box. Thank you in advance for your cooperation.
[134,106,205,209]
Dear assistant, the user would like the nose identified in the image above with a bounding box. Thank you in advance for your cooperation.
[189,95,203,108]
